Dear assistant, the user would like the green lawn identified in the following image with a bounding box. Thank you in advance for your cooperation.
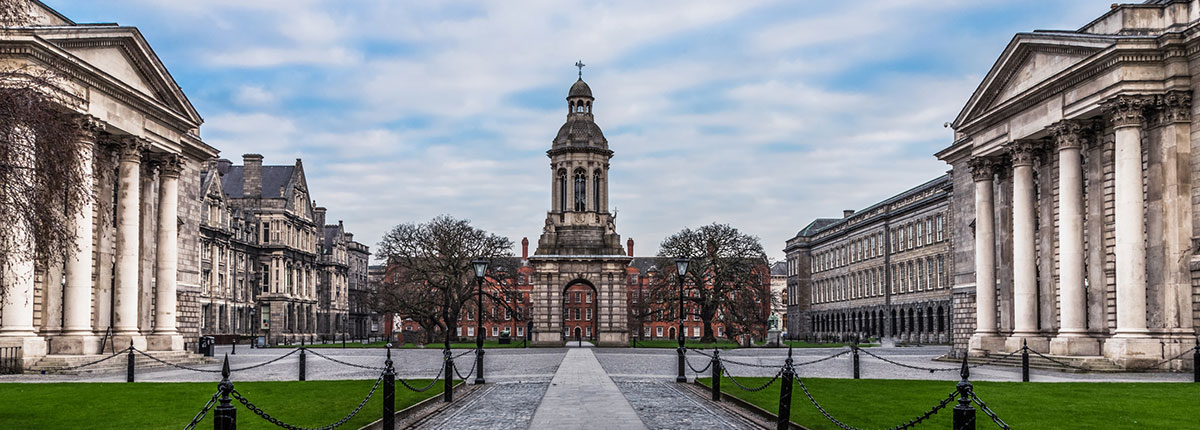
[272,339,527,349]
[630,339,741,349]
[698,376,1200,429]
[0,379,450,429]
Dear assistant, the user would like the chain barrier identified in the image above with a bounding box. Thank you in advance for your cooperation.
[969,390,1012,430]
[304,349,385,371]
[451,354,477,381]
[716,349,849,369]
[685,357,713,374]
[231,370,385,430]
[793,350,850,367]
[1020,347,1091,371]
[966,348,1025,368]
[397,365,444,393]
[1121,345,1198,371]
[53,347,131,371]
[182,390,221,430]
[451,349,474,359]
[683,347,717,359]
[858,348,958,373]
[132,347,301,373]
[720,363,783,392]
[793,373,958,430]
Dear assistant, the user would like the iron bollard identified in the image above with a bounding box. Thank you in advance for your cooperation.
[232,341,237,355]
[474,347,486,385]
[776,347,794,430]
[711,349,721,402]
[1021,340,1029,382]
[126,343,135,383]
[299,347,307,381]
[214,355,236,430]
[443,350,454,403]
[851,344,860,380]
[676,346,687,383]
[952,355,976,430]
[342,333,346,349]
[383,344,395,430]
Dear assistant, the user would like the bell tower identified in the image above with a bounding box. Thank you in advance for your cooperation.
[529,64,631,346]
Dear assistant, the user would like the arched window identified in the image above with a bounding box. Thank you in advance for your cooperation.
[593,171,601,211]
[558,170,567,212]
[573,170,586,211]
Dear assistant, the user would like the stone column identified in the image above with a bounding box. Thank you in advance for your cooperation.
[1102,95,1158,362]
[112,137,147,350]
[969,157,1003,355]
[1006,141,1048,352]
[1049,121,1099,356]
[1154,92,1195,334]
[149,155,184,351]
[0,125,48,366]
[54,116,104,354]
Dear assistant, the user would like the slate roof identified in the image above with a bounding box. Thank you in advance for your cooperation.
[569,78,593,98]
[554,118,607,147]
[629,257,660,274]
[220,165,296,198]
[793,174,950,238]
[770,261,787,276]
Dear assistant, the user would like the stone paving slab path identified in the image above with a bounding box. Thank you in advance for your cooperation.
[530,348,648,429]
[422,381,551,430]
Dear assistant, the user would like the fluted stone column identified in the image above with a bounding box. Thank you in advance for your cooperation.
[149,154,184,351]
[1049,121,1099,356]
[112,137,147,350]
[54,116,103,354]
[968,158,1005,355]
[1102,95,1158,361]
[1007,141,1048,352]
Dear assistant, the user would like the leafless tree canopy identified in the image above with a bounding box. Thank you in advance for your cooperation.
[375,215,514,344]
[652,223,771,342]
[0,0,34,27]
[0,67,91,287]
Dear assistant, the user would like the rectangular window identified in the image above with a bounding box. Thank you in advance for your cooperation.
[492,326,499,337]
[517,326,524,336]
[916,223,923,246]
[717,326,724,337]
[467,327,474,337]
[586,292,592,303]
[644,326,651,336]
[260,305,270,329]
[586,308,592,321]
[937,215,945,241]
[656,326,663,337]
[586,326,592,337]
[574,292,581,303]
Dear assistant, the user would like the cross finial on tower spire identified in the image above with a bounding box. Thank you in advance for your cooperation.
[575,60,585,78]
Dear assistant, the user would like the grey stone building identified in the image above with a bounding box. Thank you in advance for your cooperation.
[0,1,217,367]
[529,72,633,347]
[937,0,1199,367]
[785,175,953,344]
[316,218,370,338]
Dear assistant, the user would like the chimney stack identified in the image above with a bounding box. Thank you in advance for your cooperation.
[627,238,634,257]
[521,237,529,260]
[843,209,856,218]
[216,158,232,175]
[243,154,263,197]
[314,207,327,228]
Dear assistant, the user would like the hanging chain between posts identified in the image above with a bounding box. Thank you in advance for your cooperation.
[133,347,300,373]
[969,391,1012,430]
[452,355,477,381]
[304,349,385,371]
[720,364,783,392]
[966,348,1025,368]
[793,374,958,430]
[55,347,131,371]
[231,370,385,430]
[397,364,444,393]
[183,390,221,430]
[1117,345,1199,371]
[858,348,958,372]
[452,349,474,359]
[685,356,713,374]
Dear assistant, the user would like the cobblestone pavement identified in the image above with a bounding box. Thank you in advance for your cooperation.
[613,379,757,429]
[419,381,551,430]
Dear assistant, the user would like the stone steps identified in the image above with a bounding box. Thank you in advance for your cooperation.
[29,351,216,375]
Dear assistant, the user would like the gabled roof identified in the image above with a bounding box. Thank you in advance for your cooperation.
[952,32,1114,130]
[220,165,296,199]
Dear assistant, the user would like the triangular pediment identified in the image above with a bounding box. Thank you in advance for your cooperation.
[954,34,1113,128]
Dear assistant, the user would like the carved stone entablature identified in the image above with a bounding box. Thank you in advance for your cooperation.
[116,136,148,162]
[156,153,183,178]
[1050,120,1094,151]
[1102,95,1151,128]
[1005,140,1043,167]
[1154,90,1191,125]
[968,157,997,182]
[70,114,104,143]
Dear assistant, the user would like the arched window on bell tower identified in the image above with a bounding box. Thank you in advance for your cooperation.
[574,169,587,211]
[558,170,567,212]
[593,170,601,212]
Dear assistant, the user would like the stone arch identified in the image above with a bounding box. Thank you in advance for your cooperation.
[562,279,598,342]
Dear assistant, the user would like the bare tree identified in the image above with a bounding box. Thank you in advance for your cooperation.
[0,0,34,27]
[651,223,770,343]
[376,215,514,346]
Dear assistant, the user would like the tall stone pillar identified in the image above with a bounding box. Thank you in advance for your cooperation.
[1049,121,1099,356]
[1006,141,1048,352]
[112,137,147,350]
[1102,95,1158,361]
[0,126,48,366]
[54,116,103,354]
[149,154,184,351]
[968,158,1004,355]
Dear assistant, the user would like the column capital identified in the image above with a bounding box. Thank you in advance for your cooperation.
[1049,120,1095,151]
[70,115,104,143]
[1005,140,1043,167]
[1153,90,1191,125]
[156,153,183,178]
[968,157,997,182]
[1102,94,1152,128]
[116,137,149,162]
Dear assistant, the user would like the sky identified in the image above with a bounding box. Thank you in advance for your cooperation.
[46,0,1114,262]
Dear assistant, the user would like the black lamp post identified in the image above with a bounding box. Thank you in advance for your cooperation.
[472,258,489,385]
[675,258,689,383]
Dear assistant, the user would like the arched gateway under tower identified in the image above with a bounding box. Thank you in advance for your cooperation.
[529,69,631,346]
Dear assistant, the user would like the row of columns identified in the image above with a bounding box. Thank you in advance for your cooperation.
[0,115,184,355]
[970,93,1193,358]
